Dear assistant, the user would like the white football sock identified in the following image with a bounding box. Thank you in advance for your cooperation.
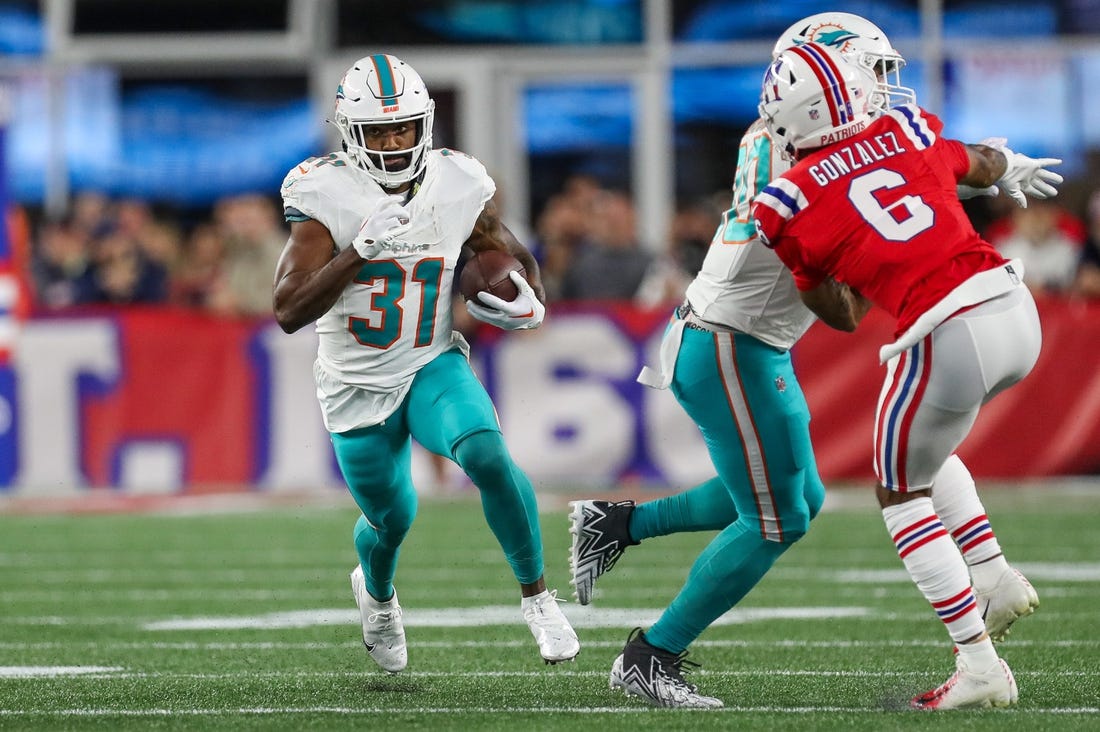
[932,455,1006,574]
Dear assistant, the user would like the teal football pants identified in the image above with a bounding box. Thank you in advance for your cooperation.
[331,350,543,601]
[641,328,825,653]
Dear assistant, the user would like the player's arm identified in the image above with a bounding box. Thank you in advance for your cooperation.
[466,199,546,303]
[463,199,547,330]
[274,196,410,333]
[798,278,871,333]
[958,141,1063,208]
[960,144,1008,189]
[272,219,364,334]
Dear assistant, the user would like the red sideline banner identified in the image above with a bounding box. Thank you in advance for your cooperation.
[796,296,1100,482]
[2,297,1098,496]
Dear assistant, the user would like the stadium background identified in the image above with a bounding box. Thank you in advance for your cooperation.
[1,0,1099,499]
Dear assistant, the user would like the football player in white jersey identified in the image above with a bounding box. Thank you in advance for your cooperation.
[569,13,1040,709]
[273,54,578,674]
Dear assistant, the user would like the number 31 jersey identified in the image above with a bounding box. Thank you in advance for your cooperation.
[751,105,1006,336]
[281,149,495,396]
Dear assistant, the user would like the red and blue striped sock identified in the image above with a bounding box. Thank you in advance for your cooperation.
[883,496,985,643]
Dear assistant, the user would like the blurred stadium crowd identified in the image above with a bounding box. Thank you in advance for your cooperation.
[17,178,1100,319]
[7,0,1100,316]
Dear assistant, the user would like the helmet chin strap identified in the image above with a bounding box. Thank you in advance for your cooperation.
[377,166,426,203]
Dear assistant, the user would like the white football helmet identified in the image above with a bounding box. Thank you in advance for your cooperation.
[758,42,877,158]
[332,54,435,188]
[772,12,914,112]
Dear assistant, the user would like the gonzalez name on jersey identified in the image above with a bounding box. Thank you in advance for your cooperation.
[752,104,1007,338]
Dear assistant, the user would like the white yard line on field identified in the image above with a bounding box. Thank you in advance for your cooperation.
[141,605,869,631]
[0,667,124,678]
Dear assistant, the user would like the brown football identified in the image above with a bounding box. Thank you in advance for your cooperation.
[458,249,525,303]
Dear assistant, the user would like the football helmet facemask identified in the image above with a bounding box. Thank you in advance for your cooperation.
[759,42,878,159]
[773,12,914,112]
[332,54,435,188]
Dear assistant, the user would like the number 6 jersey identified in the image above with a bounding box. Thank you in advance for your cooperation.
[751,105,1007,338]
[281,148,495,430]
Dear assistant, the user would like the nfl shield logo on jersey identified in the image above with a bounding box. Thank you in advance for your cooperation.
[775,376,787,393]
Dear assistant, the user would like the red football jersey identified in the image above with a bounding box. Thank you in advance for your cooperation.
[752,104,1007,335]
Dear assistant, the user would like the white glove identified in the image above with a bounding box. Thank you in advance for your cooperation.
[351,197,410,259]
[956,183,999,200]
[464,271,545,331]
[980,137,1063,208]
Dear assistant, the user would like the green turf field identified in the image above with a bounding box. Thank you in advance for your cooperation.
[1,487,1098,730]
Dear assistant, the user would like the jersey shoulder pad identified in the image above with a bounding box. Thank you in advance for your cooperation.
[883,105,942,150]
[753,175,808,242]
[743,117,770,138]
[281,153,357,220]
[433,148,496,199]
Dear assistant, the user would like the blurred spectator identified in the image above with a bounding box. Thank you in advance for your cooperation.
[635,195,721,308]
[171,223,227,308]
[533,193,590,302]
[559,189,653,301]
[114,198,185,277]
[69,191,113,239]
[1073,190,1100,298]
[209,194,287,316]
[80,228,168,305]
[30,218,91,309]
[988,200,1085,295]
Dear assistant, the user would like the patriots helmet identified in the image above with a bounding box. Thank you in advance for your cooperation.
[758,42,878,158]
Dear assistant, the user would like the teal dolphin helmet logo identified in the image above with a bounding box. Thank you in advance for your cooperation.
[800,29,860,48]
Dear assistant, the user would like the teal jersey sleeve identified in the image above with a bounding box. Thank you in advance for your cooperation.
[717,120,781,245]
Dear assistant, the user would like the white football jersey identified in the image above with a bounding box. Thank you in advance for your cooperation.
[281,148,495,429]
[684,119,816,351]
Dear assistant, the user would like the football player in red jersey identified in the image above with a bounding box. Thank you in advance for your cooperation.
[753,42,1062,710]
[571,13,1049,711]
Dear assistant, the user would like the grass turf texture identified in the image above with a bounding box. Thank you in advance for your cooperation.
[0,487,1097,730]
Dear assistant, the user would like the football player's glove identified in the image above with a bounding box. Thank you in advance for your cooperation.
[981,137,1063,209]
[351,197,410,259]
[956,183,999,200]
[465,271,545,331]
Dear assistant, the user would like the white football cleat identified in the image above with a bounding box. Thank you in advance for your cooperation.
[350,564,407,673]
[910,656,1018,710]
[976,566,1039,642]
[521,589,580,664]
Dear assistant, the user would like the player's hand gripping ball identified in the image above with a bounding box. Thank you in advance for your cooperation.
[458,249,526,303]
